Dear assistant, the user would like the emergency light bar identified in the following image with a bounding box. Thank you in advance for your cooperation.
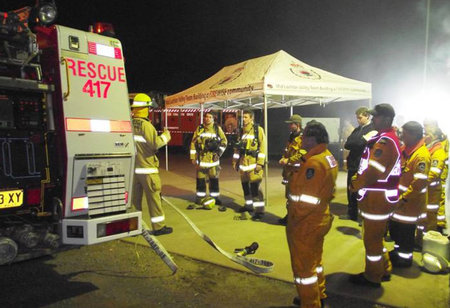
[65,118,132,133]
[88,42,122,59]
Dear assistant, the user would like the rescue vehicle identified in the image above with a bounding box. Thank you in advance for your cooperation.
[0,3,141,264]
[129,93,240,151]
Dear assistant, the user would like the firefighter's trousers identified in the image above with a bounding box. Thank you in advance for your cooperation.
[426,186,443,231]
[389,220,416,261]
[133,173,165,231]
[286,209,333,308]
[240,169,264,213]
[437,181,447,228]
[346,169,359,220]
[196,166,220,201]
[241,180,264,213]
[362,218,392,283]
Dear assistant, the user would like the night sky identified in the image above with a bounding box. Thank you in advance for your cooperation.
[3,1,450,109]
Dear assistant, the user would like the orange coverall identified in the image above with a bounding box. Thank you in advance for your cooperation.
[351,128,401,283]
[287,143,338,308]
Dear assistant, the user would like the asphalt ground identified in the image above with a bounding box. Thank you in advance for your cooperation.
[1,240,397,308]
[124,153,449,308]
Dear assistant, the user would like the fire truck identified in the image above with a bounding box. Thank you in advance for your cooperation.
[0,3,141,264]
[129,94,240,151]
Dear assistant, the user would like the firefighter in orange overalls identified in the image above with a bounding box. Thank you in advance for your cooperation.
[389,121,430,267]
[423,122,447,233]
[286,121,338,308]
[349,103,401,288]
[131,94,173,235]
[278,114,305,225]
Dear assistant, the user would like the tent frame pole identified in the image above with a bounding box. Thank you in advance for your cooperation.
[264,95,269,207]
[165,108,169,171]
[200,103,204,124]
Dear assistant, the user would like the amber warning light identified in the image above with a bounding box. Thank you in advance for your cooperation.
[89,22,115,37]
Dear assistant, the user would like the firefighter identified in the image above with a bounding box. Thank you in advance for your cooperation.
[190,111,227,208]
[131,93,173,235]
[349,103,400,288]
[286,121,338,308]
[232,109,267,220]
[423,122,447,233]
[340,107,377,222]
[278,114,305,225]
[389,121,430,268]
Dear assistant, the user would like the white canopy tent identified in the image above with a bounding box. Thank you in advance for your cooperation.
[165,50,371,109]
[164,50,372,204]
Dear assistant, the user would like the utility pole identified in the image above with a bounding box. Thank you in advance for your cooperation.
[423,0,431,90]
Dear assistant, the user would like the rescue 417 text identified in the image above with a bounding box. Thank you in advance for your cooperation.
[66,58,126,99]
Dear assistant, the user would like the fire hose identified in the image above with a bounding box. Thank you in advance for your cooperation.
[162,196,274,274]
[141,221,178,274]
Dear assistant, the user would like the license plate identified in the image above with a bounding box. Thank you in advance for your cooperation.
[0,189,24,209]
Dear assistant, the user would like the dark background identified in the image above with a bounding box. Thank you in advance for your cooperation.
[3,1,450,155]
[4,0,449,98]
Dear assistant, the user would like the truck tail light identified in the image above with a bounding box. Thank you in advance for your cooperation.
[26,187,41,205]
[71,196,88,211]
[97,217,138,238]
[124,191,129,204]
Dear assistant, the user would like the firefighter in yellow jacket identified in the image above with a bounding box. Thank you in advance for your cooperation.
[424,119,448,233]
[349,104,400,288]
[190,111,227,208]
[131,93,172,236]
[278,114,305,225]
[439,133,449,231]
[424,123,447,233]
[389,121,430,267]
[286,121,338,308]
[232,110,266,220]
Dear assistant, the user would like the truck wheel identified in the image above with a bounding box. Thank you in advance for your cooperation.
[0,237,18,265]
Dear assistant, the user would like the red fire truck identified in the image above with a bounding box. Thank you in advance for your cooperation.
[129,94,240,150]
[0,3,141,264]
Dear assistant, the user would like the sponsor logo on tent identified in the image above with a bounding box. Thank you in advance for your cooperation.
[210,63,246,89]
[289,62,321,80]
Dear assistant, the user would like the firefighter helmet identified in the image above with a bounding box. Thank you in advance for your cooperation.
[131,93,154,108]
[200,197,216,210]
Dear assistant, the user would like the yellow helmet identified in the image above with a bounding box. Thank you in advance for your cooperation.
[131,93,153,108]
[200,197,216,210]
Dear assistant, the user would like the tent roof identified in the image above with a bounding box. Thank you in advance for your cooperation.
[165,50,371,109]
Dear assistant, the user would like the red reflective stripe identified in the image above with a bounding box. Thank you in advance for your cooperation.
[109,120,131,132]
[66,118,131,133]
[114,48,123,59]
[66,118,91,131]
[88,42,97,54]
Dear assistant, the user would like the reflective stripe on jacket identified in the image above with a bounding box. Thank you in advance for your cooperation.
[288,144,338,217]
[427,141,446,205]
[133,118,171,169]
[352,127,401,215]
[190,123,227,167]
[392,141,430,224]
[233,123,266,168]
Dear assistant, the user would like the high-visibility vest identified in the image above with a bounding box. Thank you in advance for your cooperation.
[357,128,401,203]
